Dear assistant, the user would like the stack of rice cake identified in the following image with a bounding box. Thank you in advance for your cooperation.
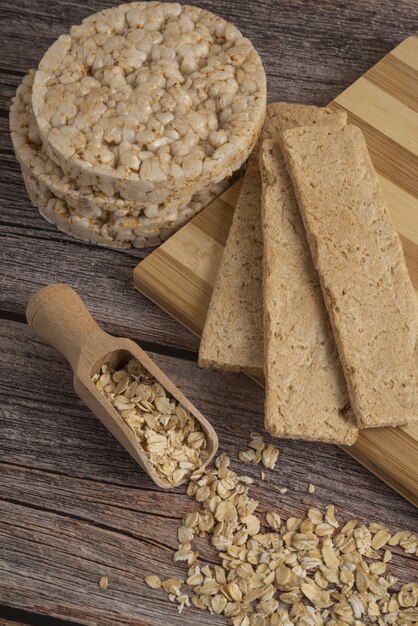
[10,3,266,248]
[199,103,418,443]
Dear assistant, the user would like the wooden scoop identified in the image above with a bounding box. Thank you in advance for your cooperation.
[26,284,218,489]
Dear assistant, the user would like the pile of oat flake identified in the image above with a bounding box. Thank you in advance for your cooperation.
[144,436,417,626]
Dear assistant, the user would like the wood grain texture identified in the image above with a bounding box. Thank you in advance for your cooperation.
[134,37,418,507]
[1,320,417,625]
[2,0,418,623]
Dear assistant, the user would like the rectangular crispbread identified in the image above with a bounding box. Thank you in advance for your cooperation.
[260,137,358,444]
[198,155,264,375]
[198,103,347,377]
[281,123,418,428]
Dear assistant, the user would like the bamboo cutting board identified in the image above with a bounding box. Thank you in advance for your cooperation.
[134,37,418,507]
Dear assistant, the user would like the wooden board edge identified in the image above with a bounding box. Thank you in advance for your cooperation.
[133,272,202,338]
[248,369,417,509]
[344,445,418,508]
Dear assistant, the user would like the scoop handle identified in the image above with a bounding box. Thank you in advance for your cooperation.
[26,284,108,371]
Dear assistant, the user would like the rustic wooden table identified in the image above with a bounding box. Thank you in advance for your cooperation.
[1,1,417,624]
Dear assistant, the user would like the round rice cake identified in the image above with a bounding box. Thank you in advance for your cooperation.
[21,168,197,248]
[10,70,229,247]
[11,71,232,238]
[32,2,266,199]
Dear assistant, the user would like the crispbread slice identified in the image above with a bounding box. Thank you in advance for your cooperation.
[282,123,418,428]
[198,103,347,376]
[198,154,264,375]
[260,139,357,444]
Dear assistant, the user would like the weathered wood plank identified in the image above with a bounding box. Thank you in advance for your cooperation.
[1,320,417,624]
[1,466,416,625]
[0,318,415,518]
[2,317,417,517]
[0,500,213,626]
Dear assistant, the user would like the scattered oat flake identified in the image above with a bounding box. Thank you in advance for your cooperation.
[143,450,418,623]
[144,575,162,589]
[239,435,280,471]
[273,485,288,494]
[99,576,109,590]
[308,483,316,493]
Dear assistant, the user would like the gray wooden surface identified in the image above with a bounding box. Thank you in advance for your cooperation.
[1,1,417,624]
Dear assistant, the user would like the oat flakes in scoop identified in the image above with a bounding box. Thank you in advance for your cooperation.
[92,358,209,485]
